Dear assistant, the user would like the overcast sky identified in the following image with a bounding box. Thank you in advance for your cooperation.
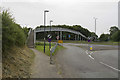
[1,0,119,36]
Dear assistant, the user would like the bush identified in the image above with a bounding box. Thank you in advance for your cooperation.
[2,10,26,52]
[111,30,120,42]
[99,34,110,42]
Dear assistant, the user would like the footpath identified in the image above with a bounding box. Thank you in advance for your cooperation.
[30,48,61,78]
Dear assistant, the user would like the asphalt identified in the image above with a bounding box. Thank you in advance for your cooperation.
[55,43,118,78]
[30,48,61,78]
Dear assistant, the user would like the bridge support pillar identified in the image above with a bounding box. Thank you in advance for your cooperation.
[60,31,62,40]
[80,36,81,41]
[75,35,76,41]
[78,35,79,41]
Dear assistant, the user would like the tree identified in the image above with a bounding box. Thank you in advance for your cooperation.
[2,10,26,52]
[111,30,120,42]
[99,33,110,42]
[109,26,119,36]
[90,32,98,41]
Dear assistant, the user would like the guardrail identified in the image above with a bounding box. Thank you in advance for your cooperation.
[50,43,58,64]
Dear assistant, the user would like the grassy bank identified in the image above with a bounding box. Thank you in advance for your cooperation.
[35,42,64,56]
[2,46,35,78]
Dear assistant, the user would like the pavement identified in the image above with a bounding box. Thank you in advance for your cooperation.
[55,43,118,78]
[29,43,118,78]
[30,48,61,78]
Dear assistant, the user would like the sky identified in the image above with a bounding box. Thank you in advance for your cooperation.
[1,0,119,36]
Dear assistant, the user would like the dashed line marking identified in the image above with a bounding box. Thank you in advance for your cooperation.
[90,52,93,55]
[88,55,94,60]
[86,50,88,54]
[85,50,94,60]
[100,62,120,72]
[85,50,119,72]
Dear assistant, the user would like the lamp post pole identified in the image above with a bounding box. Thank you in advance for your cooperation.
[93,17,97,41]
[49,20,53,50]
[44,10,49,53]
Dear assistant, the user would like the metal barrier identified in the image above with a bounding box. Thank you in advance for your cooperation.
[50,43,58,64]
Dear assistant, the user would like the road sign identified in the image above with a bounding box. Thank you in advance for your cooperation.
[90,45,93,50]
[56,36,59,40]
[88,40,91,42]
[58,40,63,43]
[48,34,52,39]
[68,34,70,38]
[48,39,51,42]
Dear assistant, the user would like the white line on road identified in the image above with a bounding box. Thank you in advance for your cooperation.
[85,50,94,60]
[100,62,120,72]
[86,50,88,54]
[88,55,94,60]
[90,52,93,55]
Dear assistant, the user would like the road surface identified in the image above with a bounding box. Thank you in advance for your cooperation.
[55,43,118,78]
[30,48,60,78]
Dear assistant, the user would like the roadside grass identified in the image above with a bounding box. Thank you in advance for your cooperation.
[2,46,35,78]
[35,42,65,56]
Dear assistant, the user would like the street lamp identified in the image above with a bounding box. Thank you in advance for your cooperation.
[44,10,49,53]
[93,17,98,41]
[49,20,53,50]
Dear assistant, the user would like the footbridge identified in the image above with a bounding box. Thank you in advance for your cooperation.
[34,27,88,44]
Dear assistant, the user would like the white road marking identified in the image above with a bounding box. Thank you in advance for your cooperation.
[86,50,119,72]
[86,50,88,54]
[86,50,94,60]
[90,52,93,55]
[100,62,120,72]
[88,55,94,60]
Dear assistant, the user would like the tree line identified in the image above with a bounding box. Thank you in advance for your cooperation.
[99,26,120,42]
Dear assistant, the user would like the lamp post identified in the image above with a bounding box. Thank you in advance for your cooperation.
[44,10,49,53]
[49,20,53,50]
[93,17,97,41]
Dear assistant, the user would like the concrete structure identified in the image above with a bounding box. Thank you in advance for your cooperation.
[34,27,88,44]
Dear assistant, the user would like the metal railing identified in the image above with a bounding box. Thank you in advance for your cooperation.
[35,27,87,39]
[50,43,58,64]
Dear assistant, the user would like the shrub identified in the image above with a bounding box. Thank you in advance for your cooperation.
[2,10,26,52]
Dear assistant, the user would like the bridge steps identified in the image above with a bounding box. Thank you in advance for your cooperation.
[27,30,34,48]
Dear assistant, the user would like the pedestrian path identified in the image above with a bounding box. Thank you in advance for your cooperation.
[30,48,60,78]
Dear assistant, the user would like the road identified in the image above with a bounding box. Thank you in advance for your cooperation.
[55,43,118,78]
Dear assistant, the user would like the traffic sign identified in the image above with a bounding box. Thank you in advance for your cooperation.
[68,34,70,38]
[90,45,93,50]
[48,39,51,42]
[58,40,63,43]
[56,36,59,40]
[88,40,91,42]
[48,34,52,39]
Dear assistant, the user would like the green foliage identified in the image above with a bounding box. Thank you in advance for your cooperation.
[99,34,110,42]
[2,10,26,52]
[22,27,30,38]
[111,30,120,42]
[109,26,119,36]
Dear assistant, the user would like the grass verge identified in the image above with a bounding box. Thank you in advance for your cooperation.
[2,46,35,78]
[35,42,65,56]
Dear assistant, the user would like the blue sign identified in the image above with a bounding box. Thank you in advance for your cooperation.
[68,35,70,38]
[88,40,91,42]
[48,39,51,42]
